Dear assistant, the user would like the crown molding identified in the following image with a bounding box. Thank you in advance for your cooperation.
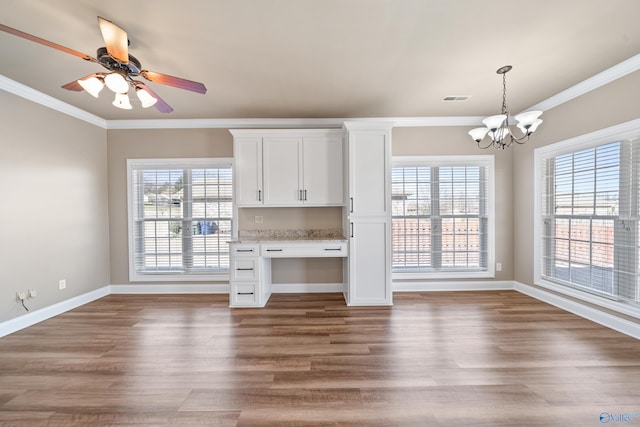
[4,53,639,130]
[106,118,346,129]
[107,116,485,130]
[525,53,640,113]
[0,74,107,128]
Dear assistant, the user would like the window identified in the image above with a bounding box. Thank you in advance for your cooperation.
[392,156,494,278]
[535,120,640,315]
[127,159,233,281]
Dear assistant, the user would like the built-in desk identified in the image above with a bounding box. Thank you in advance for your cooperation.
[229,232,347,307]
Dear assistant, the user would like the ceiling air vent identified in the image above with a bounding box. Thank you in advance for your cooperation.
[442,96,470,102]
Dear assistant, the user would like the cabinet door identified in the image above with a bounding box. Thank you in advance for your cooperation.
[348,131,390,216]
[348,219,392,305]
[263,137,303,205]
[234,137,263,206]
[303,136,343,205]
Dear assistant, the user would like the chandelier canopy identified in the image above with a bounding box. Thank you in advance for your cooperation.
[469,65,542,149]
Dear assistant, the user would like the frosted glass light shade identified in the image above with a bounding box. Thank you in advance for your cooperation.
[136,88,157,108]
[112,92,133,109]
[78,76,104,98]
[518,118,543,134]
[469,127,490,142]
[482,114,507,130]
[514,110,543,127]
[105,72,129,93]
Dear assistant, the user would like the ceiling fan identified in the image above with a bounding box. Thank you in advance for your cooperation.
[0,16,207,113]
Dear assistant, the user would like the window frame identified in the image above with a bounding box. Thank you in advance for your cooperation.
[534,119,640,318]
[392,155,495,280]
[127,158,234,282]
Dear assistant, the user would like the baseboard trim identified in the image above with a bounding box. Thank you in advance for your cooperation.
[393,280,514,292]
[270,283,344,293]
[110,283,230,294]
[514,281,640,340]
[0,286,110,338]
[2,281,638,340]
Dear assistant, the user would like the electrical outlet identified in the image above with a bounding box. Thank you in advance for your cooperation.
[496,262,502,272]
[28,289,37,298]
[254,216,263,224]
[58,279,66,290]
[16,291,27,301]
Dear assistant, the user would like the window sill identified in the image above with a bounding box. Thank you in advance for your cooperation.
[129,273,230,282]
[534,277,640,320]
[393,270,494,280]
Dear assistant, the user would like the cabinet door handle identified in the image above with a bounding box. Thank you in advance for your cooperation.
[350,222,354,238]
[324,248,342,251]
[350,197,353,213]
[266,249,283,252]
[299,190,303,201]
[237,292,254,295]
[236,268,254,271]
[304,189,307,201]
[236,249,254,253]
[258,190,262,201]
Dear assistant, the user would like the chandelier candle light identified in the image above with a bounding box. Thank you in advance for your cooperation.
[469,65,543,149]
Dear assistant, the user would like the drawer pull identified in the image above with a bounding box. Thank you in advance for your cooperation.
[324,248,342,251]
[236,268,254,271]
[237,292,254,295]
[236,249,254,253]
[266,249,283,252]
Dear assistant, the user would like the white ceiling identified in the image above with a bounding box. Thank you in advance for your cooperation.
[1,0,639,121]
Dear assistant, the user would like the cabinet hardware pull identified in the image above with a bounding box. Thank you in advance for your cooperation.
[258,190,262,201]
[237,249,254,253]
[237,292,254,295]
[350,197,353,213]
[236,268,254,271]
[266,249,283,252]
[324,248,341,251]
[304,189,307,201]
[350,222,354,238]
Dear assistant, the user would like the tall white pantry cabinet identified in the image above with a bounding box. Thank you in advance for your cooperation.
[343,123,393,306]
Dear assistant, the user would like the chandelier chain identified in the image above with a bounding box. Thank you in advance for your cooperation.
[501,72,508,116]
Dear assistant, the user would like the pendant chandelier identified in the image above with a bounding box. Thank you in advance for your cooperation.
[468,65,542,149]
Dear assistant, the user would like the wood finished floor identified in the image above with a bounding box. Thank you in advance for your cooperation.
[1,291,639,426]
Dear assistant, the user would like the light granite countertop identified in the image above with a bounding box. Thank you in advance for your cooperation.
[230,229,347,243]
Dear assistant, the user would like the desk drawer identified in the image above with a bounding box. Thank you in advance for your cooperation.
[261,242,348,258]
[230,257,260,281]
[231,283,258,306]
[230,244,260,257]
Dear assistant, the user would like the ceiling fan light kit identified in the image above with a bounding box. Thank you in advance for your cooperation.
[0,16,207,113]
[469,65,543,149]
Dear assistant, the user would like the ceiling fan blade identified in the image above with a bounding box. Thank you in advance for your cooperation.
[0,23,96,62]
[141,70,207,94]
[134,82,174,113]
[97,16,129,64]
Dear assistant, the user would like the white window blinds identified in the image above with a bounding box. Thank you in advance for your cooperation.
[392,156,493,277]
[128,159,232,280]
[540,140,640,306]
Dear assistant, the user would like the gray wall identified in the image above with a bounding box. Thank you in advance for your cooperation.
[392,126,514,282]
[513,69,640,323]
[2,67,638,324]
[0,90,110,323]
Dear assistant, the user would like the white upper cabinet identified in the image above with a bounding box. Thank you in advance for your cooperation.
[231,129,343,207]
[233,137,263,206]
[303,136,343,205]
[263,137,303,205]
[346,128,391,217]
